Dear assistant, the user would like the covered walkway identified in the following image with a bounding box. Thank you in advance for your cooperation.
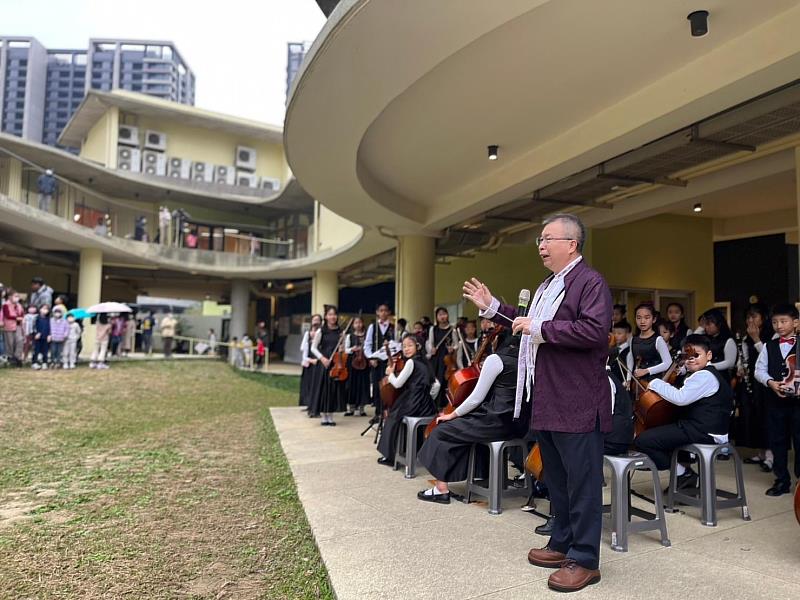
[271,406,800,600]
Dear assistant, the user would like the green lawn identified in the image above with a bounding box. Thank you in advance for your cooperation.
[0,361,332,599]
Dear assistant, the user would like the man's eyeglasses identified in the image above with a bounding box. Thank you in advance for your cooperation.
[536,237,575,246]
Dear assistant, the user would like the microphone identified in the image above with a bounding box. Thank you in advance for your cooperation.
[515,289,531,336]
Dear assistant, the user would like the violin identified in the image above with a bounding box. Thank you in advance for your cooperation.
[328,318,353,382]
[351,345,367,371]
[424,327,503,439]
[379,346,406,411]
[778,353,800,397]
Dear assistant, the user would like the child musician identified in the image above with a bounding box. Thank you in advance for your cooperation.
[344,316,370,416]
[737,305,774,472]
[417,329,526,503]
[665,302,690,352]
[700,308,737,384]
[626,303,672,384]
[377,335,439,466]
[364,302,396,409]
[456,320,480,369]
[608,320,631,388]
[298,314,321,408]
[426,306,458,407]
[635,334,734,488]
[310,305,346,426]
[754,303,800,496]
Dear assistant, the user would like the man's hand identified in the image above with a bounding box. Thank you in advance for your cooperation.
[768,380,787,398]
[512,316,532,336]
[462,278,493,312]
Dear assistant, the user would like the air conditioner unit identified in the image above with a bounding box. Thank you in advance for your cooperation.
[235,145,257,171]
[143,129,167,151]
[118,125,140,147]
[191,161,214,183]
[167,156,191,179]
[259,177,280,192]
[236,171,258,188]
[214,164,235,185]
[142,149,167,176]
[117,146,141,172]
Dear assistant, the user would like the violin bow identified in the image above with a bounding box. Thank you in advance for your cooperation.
[327,316,354,361]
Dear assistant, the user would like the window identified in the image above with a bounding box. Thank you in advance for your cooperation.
[58,91,69,98]
[59,80,69,88]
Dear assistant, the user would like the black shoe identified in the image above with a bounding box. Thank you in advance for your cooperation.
[329,421,336,426]
[717,453,730,461]
[535,516,555,536]
[760,462,773,473]
[676,470,699,490]
[359,410,368,416]
[417,489,451,504]
[743,457,763,465]
[377,457,393,466]
[321,421,330,427]
[343,411,355,416]
[765,481,791,496]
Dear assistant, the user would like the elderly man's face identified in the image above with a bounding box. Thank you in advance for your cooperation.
[538,221,577,273]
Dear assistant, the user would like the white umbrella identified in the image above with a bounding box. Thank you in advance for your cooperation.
[86,301,132,314]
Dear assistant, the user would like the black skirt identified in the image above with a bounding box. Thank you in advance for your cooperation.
[319,374,346,414]
[306,362,327,416]
[417,391,528,483]
[299,365,312,406]
[732,381,768,449]
[347,365,371,409]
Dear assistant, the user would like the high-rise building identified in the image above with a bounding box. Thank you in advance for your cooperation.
[286,41,311,101]
[0,36,195,147]
[43,49,87,147]
[88,39,195,105]
[0,37,48,141]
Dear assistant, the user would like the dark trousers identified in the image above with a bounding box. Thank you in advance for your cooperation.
[537,417,604,571]
[634,422,714,471]
[142,331,153,353]
[163,337,173,358]
[766,396,800,485]
[370,360,387,406]
[33,338,49,364]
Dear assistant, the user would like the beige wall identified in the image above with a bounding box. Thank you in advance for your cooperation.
[592,214,715,315]
[81,107,119,166]
[314,203,362,253]
[115,113,288,181]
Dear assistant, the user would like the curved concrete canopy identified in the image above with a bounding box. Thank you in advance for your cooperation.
[0,195,392,280]
[286,0,800,235]
[0,133,309,214]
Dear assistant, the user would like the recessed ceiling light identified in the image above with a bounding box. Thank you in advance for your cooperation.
[693,203,702,213]
[487,145,499,161]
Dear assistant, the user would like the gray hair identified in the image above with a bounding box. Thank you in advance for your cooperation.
[542,213,585,252]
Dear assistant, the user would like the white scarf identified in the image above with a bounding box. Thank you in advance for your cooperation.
[514,255,583,418]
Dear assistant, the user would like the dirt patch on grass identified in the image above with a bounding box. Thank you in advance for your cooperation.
[0,362,331,599]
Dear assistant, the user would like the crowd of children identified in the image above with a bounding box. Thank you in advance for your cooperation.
[608,300,800,497]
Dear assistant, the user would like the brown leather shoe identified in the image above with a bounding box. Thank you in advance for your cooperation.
[527,545,567,568]
[548,559,601,592]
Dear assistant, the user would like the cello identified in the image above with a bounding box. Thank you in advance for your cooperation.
[629,353,684,437]
[424,327,503,439]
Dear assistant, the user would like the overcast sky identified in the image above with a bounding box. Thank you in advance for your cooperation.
[0,0,327,126]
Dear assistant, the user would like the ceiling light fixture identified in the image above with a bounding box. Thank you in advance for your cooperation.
[487,145,499,161]
[693,203,702,213]
[687,10,709,37]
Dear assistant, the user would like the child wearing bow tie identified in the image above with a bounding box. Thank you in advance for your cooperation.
[754,303,800,497]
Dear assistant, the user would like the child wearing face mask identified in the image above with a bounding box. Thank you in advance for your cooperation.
[49,305,69,368]
[63,314,82,369]
[23,304,38,363]
[32,305,51,370]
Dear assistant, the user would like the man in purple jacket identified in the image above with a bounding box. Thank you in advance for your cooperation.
[463,213,611,593]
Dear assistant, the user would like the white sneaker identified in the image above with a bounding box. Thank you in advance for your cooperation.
[41,363,48,370]
[89,362,96,369]
[98,363,109,370]
[32,363,40,370]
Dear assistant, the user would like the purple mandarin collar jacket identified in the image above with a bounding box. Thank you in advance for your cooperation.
[490,259,613,434]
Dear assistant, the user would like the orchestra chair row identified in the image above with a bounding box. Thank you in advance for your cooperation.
[666,442,751,527]
[465,439,532,515]
[394,416,435,479]
[602,452,671,552]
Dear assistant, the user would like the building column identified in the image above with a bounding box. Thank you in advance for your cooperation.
[78,248,103,354]
[395,235,435,322]
[795,147,800,295]
[312,270,338,315]
[230,279,250,340]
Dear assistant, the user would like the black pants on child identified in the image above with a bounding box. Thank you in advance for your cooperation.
[766,396,800,485]
[33,338,49,364]
[635,421,714,471]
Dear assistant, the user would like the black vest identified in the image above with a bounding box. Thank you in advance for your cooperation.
[371,321,394,353]
[765,338,797,382]
[606,371,634,448]
[709,333,734,382]
[677,366,733,434]
[632,335,660,370]
[318,325,341,356]
[608,345,630,383]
